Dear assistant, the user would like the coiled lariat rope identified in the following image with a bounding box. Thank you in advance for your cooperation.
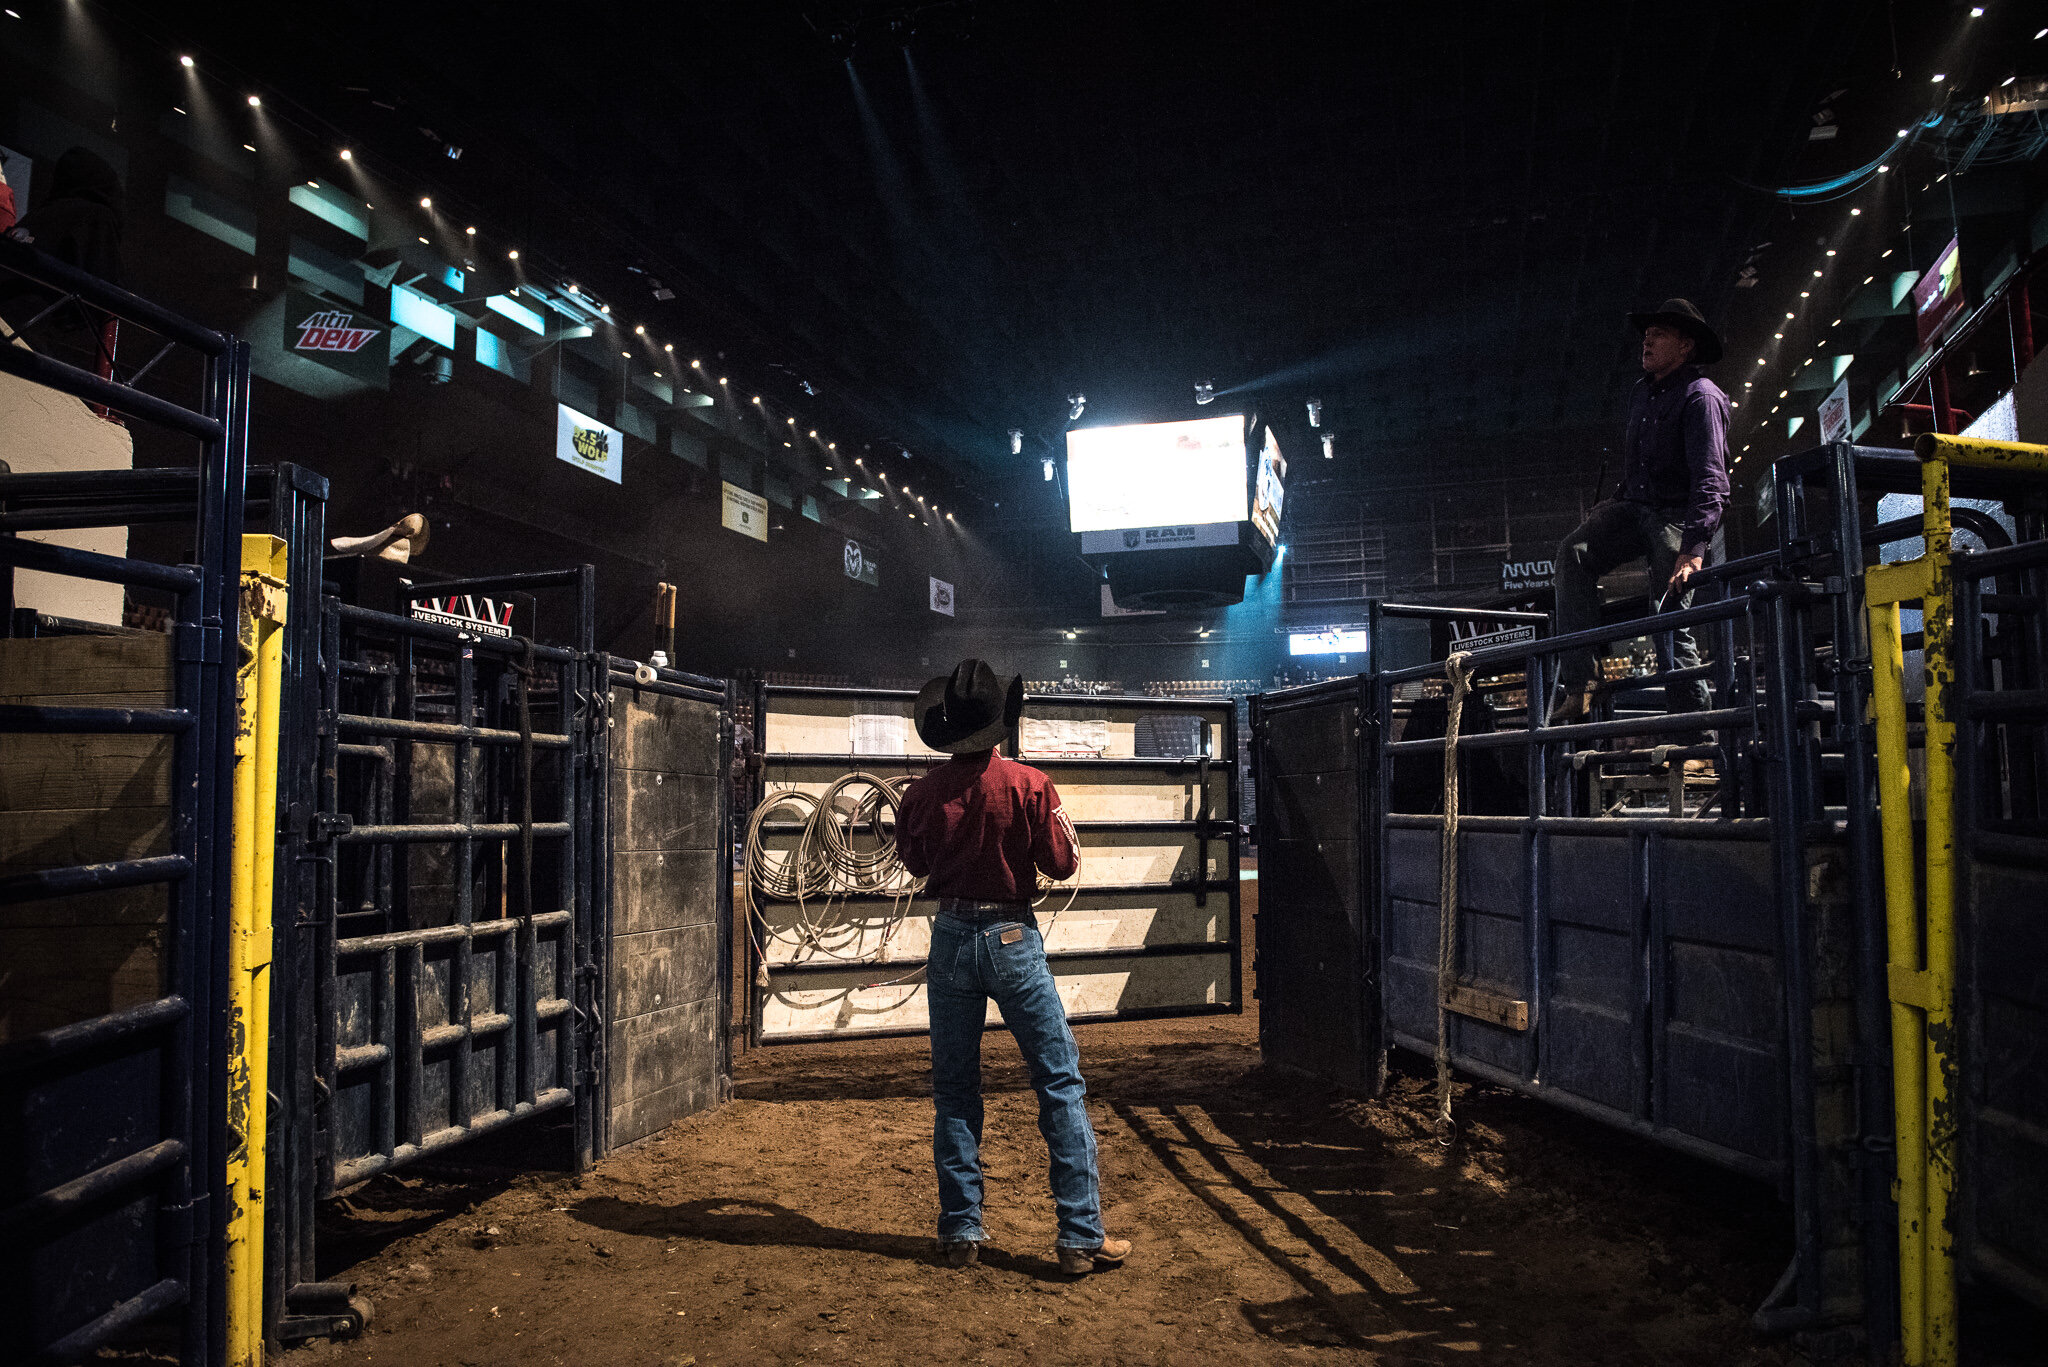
[1435,652,1474,1146]
[742,772,1082,994]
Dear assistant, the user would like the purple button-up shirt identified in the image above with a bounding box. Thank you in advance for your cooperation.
[1616,363,1731,558]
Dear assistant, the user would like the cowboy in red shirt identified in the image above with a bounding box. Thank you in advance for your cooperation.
[898,659,1131,1276]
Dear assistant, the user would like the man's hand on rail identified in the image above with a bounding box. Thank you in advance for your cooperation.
[1666,553,1703,593]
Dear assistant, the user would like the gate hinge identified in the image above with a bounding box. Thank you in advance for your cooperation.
[175,622,222,664]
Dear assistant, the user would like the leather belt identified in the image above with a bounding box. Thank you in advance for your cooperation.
[937,897,1033,922]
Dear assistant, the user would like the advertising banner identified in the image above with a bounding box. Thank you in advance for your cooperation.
[1500,553,1555,594]
[1818,377,1852,444]
[1079,522,1239,555]
[407,590,522,640]
[1913,236,1964,345]
[929,576,955,616]
[556,403,622,483]
[722,482,768,541]
[284,288,388,386]
[843,538,878,586]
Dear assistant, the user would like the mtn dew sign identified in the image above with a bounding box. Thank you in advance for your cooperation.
[555,403,622,483]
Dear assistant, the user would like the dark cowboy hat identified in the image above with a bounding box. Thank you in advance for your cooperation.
[1627,298,1723,365]
[914,658,1024,754]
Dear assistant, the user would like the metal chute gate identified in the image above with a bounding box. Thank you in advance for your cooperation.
[1251,439,2048,1361]
[269,567,606,1337]
[742,685,1243,1045]
[0,238,248,1364]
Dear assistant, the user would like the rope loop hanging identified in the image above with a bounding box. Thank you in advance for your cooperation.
[1435,651,1475,1145]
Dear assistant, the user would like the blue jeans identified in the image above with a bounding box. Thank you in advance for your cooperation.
[927,911,1104,1250]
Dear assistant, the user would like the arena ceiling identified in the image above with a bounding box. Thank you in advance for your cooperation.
[120,0,1973,518]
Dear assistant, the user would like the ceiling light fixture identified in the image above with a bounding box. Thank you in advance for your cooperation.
[1306,398,1322,427]
[465,226,476,235]
[1067,393,1086,421]
[507,249,519,260]
[419,196,432,209]
[1009,428,1024,455]
[1194,380,1215,405]
[340,149,353,161]
[1321,432,1335,459]
[1042,457,1056,481]
[179,54,195,68]
[1930,73,1946,83]
[247,94,261,107]
[634,325,645,335]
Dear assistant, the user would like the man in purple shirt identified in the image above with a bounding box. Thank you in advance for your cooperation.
[1550,299,1731,723]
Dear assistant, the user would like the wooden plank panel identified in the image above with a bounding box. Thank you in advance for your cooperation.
[0,923,164,1044]
[611,771,719,852]
[0,734,172,811]
[0,806,169,868]
[609,1063,720,1149]
[610,921,720,1020]
[607,995,720,1100]
[611,848,718,936]
[0,634,169,701]
[611,687,719,774]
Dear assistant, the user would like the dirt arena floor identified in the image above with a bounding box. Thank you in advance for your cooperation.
[269,879,2042,1367]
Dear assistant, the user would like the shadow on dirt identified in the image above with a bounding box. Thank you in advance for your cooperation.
[569,1194,1082,1283]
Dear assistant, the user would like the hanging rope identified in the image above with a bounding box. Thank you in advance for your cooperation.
[1435,651,1475,1145]
[741,772,1084,992]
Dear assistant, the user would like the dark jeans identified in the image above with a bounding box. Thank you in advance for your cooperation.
[927,911,1103,1250]
[1553,499,1712,712]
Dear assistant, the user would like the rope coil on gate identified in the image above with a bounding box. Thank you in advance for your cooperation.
[1436,651,1474,1146]
[742,773,1083,993]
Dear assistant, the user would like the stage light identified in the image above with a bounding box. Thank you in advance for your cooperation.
[690,359,701,369]
[827,442,836,450]
[1009,428,1023,455]
[634,325,645,335]
[507,249,519,260]
[568,284,579,294]
[1786,312,1795,319]
[417,236,429,244]
[718,377,727,385]
[1969,6,1983,15]
[1321,432,1334,459]
[419,196,432,209]
[243,144,257,153]
[809,430,817,438]
[752,396,761,404]
[1801,291,1811,297]
[179,54,194,68]
[1067,393,1086,421]
[1813,270,1823,278]
[1850,208,1862,216]
[787,417,796,425]
[1063,631,1077,640]
[1194,380,1215,405]
[1825,250,1836,257]
[340,149,353,161]
[1757,358,1767,365]
[1878,164,1890,174]
[247,94,261,107]
[600,304,610,314]
[663,343,673,352]
[1306,399,1322,427]
[621,351,631,358]
[1042,457,1055,481]
[465,226,476,235]
[1930,73,1945,83]
[1775,333,1784,339]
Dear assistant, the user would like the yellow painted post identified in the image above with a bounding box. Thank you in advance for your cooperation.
[226,534,288,1366]
[1864,573,1926,1365]
[1917,452,1958,1366]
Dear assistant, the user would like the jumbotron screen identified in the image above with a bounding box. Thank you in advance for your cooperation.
[1065,415,1248,534]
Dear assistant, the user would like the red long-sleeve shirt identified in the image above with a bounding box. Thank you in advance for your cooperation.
[897,751,1078,902]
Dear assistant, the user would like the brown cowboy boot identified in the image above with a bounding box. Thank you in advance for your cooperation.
[1058,1238,1132,1276]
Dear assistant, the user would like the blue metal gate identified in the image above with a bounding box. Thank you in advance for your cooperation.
[0,240,245,1364]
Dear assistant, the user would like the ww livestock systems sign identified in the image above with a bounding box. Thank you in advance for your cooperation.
[408,591,520,640]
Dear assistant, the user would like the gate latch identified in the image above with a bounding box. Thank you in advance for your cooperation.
[310,812,354,842]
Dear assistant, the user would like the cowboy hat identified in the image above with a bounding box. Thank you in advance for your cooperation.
[914,658,1024,754]
[330,512,431,564]
[1627,298,1723,365]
